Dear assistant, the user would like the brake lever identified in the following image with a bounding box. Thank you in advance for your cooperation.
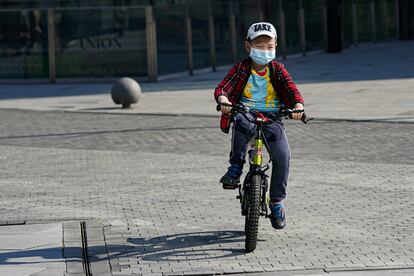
[301,113,314,124]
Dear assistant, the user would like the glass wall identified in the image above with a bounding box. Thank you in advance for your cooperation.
[0,9,49,79]
[54,7,147,78]
[303,0,326,52]
[190,3,210,70]
[341,0,399,46]
[154,3,187,75]
[0,0,405,81]
[213,1,234,66]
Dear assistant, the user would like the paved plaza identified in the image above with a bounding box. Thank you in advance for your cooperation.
[0,109,413,275]
[0,41,413,275]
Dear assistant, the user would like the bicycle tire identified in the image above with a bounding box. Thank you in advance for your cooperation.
[245,174,261,252]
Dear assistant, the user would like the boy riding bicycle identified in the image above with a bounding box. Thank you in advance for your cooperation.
[214,22,305,229]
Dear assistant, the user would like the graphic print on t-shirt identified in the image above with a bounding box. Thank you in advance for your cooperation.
[240,66,280,112]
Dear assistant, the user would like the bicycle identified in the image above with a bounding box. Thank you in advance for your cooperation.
[217,102,312,252]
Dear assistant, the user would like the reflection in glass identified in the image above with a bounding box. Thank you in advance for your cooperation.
[55,7,147,78]
[0,9,48,79]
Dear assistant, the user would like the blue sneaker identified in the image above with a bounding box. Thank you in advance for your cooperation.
[269,202,286,229]
[220,164,242,189]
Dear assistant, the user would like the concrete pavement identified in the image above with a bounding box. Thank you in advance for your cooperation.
[0,110,413,275]
[0,40,413,276]
[0,223,65,276]
[234,268,414,276]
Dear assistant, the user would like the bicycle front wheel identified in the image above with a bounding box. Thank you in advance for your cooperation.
[245,174,261,252]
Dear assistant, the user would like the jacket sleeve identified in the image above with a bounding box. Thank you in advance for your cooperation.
[281,64,305,106]
[214,62,240,103]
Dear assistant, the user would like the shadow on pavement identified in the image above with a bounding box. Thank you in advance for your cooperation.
[0,125,218,140]
[0,83,112,100]
[0,231,251,266]
[0,248,64,265]
[125,230,250,261]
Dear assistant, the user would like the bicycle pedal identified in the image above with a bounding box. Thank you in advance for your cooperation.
[222,184,239,190]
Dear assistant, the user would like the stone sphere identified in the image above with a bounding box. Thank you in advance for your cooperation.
[111,77,141,108]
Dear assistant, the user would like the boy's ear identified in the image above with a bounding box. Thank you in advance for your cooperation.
[244,40,251,53]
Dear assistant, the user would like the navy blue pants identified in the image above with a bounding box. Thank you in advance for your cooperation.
[229,113,291,201]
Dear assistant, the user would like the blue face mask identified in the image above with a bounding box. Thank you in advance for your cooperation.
[249,48,276,65]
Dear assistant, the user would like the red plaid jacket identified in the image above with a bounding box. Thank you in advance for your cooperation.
[214,58,304,133]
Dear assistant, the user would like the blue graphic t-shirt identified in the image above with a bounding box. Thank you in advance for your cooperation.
[240,66,280,112]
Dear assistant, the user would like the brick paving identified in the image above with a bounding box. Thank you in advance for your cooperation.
[0,109,413,275]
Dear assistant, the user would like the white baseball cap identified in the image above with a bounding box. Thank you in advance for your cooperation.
[247,22,277,41]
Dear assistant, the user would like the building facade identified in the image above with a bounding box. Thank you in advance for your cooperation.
[0,0,412,82]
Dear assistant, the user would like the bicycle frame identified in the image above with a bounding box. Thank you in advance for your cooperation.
[238,112,272,218]
[217,102,311,252]
[252,118,264,166]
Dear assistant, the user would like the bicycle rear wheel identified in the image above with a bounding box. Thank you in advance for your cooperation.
[245,174,261,252]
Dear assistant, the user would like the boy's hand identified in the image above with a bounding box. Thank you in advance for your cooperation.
[292,103,304,120]
[218,96,233,115]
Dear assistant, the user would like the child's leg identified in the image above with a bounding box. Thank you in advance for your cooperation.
[229,113,256,170]
[263,121,290,229]
[221,113,256,189]
[263,121,291,201]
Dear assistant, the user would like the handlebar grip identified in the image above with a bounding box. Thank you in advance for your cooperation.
[216,103,233,112]
[292,109,304,120]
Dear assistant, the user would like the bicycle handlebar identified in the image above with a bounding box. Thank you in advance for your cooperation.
[216,103,313,124]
